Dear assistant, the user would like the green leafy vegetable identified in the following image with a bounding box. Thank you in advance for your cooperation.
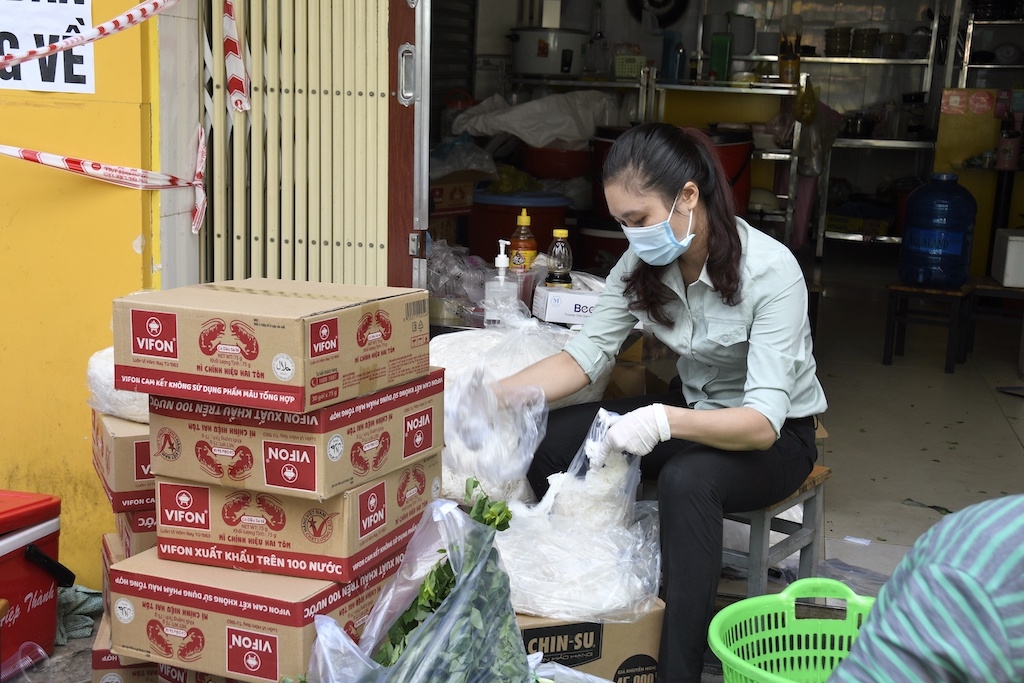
[371,478,517,675]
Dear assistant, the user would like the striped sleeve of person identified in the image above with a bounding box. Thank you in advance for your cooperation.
[830,495,1024,682]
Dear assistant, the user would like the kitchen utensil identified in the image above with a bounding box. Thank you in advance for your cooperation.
[779,14,802,55]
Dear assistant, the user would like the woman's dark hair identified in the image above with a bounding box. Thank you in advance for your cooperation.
[603,123,742,326]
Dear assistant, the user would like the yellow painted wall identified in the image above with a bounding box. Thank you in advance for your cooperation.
[0,4,159,589]
[932,89,1024,276]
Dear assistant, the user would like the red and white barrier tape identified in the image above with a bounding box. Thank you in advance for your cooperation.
[0,127,208,234]
[222,0,251,112]
[0,0,251,114]
[0,0,181,71]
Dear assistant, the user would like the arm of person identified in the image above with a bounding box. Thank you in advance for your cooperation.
[830,564,1013,683]
[663,404,776,451]
[499,350,591,404]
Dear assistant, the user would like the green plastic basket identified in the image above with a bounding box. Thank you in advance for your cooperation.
[708,578,876,683]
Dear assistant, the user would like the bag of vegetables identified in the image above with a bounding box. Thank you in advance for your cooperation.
[307,493,532,683]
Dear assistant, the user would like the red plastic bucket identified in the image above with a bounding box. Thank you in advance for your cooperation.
[468,190,573,262]
[704,128,753,215]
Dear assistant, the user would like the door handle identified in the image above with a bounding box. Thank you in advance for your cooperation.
[398,43,417,107]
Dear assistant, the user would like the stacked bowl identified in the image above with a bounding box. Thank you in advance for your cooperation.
[825,27,852,57]
[851,28,879,57]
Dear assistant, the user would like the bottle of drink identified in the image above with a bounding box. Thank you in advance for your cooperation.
[509,208,537,274]
[545,228,573,288]
[484,239,519,328]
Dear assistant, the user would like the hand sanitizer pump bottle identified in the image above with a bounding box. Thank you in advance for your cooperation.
[484,239,518,328]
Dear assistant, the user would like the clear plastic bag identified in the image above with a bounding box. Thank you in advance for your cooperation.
[308,501,532,683]
[443,366,548,503]
[426,240,490,304]
[495,411,662,622]
[431,307,614,503]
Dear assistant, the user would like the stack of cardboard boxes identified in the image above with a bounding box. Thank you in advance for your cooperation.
[91,278,441,683]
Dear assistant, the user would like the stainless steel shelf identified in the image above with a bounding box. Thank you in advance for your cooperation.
[803,56,930,66]
[654,82,798,95]
[969,19,1024,25]
[832,139,936,150]
[696,54,931,66]
[957,14,1024,87]
[825,231,902,244]
[963,64,1024,71]
[507,76,644,88]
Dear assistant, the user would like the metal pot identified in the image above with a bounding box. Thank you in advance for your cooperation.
[843,114,875,138]
[508,28,589,77]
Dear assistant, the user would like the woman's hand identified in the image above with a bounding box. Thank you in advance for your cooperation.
[601,403,671,458]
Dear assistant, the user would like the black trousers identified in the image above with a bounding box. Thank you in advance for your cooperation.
[527,391,817,683]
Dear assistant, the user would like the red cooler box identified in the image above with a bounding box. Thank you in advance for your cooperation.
[0,490,64,663]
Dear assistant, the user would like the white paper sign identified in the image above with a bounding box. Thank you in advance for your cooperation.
[0,0,95,94]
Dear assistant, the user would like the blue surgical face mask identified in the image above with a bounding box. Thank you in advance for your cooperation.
[619,193,694,266]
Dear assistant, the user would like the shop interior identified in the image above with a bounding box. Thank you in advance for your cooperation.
[426,0,1024,598]
[5,0,1024,680]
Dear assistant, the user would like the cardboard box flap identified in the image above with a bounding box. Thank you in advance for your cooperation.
[110,548,337,622]
[120,279,426,319]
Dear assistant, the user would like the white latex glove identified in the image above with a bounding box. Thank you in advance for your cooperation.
[600,403,671,460]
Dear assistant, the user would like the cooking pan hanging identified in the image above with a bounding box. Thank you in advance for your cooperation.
[627,0,690,28]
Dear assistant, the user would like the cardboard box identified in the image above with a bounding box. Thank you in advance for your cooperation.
[148,368,444,501]
[0,490,62,661]
[109,547,402,683]
[992,228,1024,287]
[602,361,671,401]
[517,599,665,682]
[113,279,430,413]
[532,286,602,325]
[92,612,158,683]
[429,170,489,217]
[93,411,155,512]
[427,216,458,244]
[116,510,158,557]
[157,663,230,683]
[154,451,440,581]
[103,533,127,614]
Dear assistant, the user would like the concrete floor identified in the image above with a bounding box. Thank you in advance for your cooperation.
[38,240,1024,683]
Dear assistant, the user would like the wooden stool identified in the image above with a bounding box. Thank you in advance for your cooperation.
[722,464,832,597]
[883,282,974,374]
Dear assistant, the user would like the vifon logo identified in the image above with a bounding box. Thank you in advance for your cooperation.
[131,310,178,359]
[310,318,339,358]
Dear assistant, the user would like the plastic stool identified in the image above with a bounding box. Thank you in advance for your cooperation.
[722,464,832,597]
[883,283,974,374]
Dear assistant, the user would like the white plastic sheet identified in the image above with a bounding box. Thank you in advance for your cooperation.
[86,347,149,423]
[452,92,620,150]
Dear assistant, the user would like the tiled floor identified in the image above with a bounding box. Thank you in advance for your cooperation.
[42,240,1024,682]
[808,241,1024,582]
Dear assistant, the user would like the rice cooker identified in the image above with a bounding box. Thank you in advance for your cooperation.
[509,28,589,78]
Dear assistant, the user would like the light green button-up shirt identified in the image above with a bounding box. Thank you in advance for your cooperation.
[565,218,827,438]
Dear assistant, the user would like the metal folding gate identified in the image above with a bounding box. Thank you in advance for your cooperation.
[200,0,390,285]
